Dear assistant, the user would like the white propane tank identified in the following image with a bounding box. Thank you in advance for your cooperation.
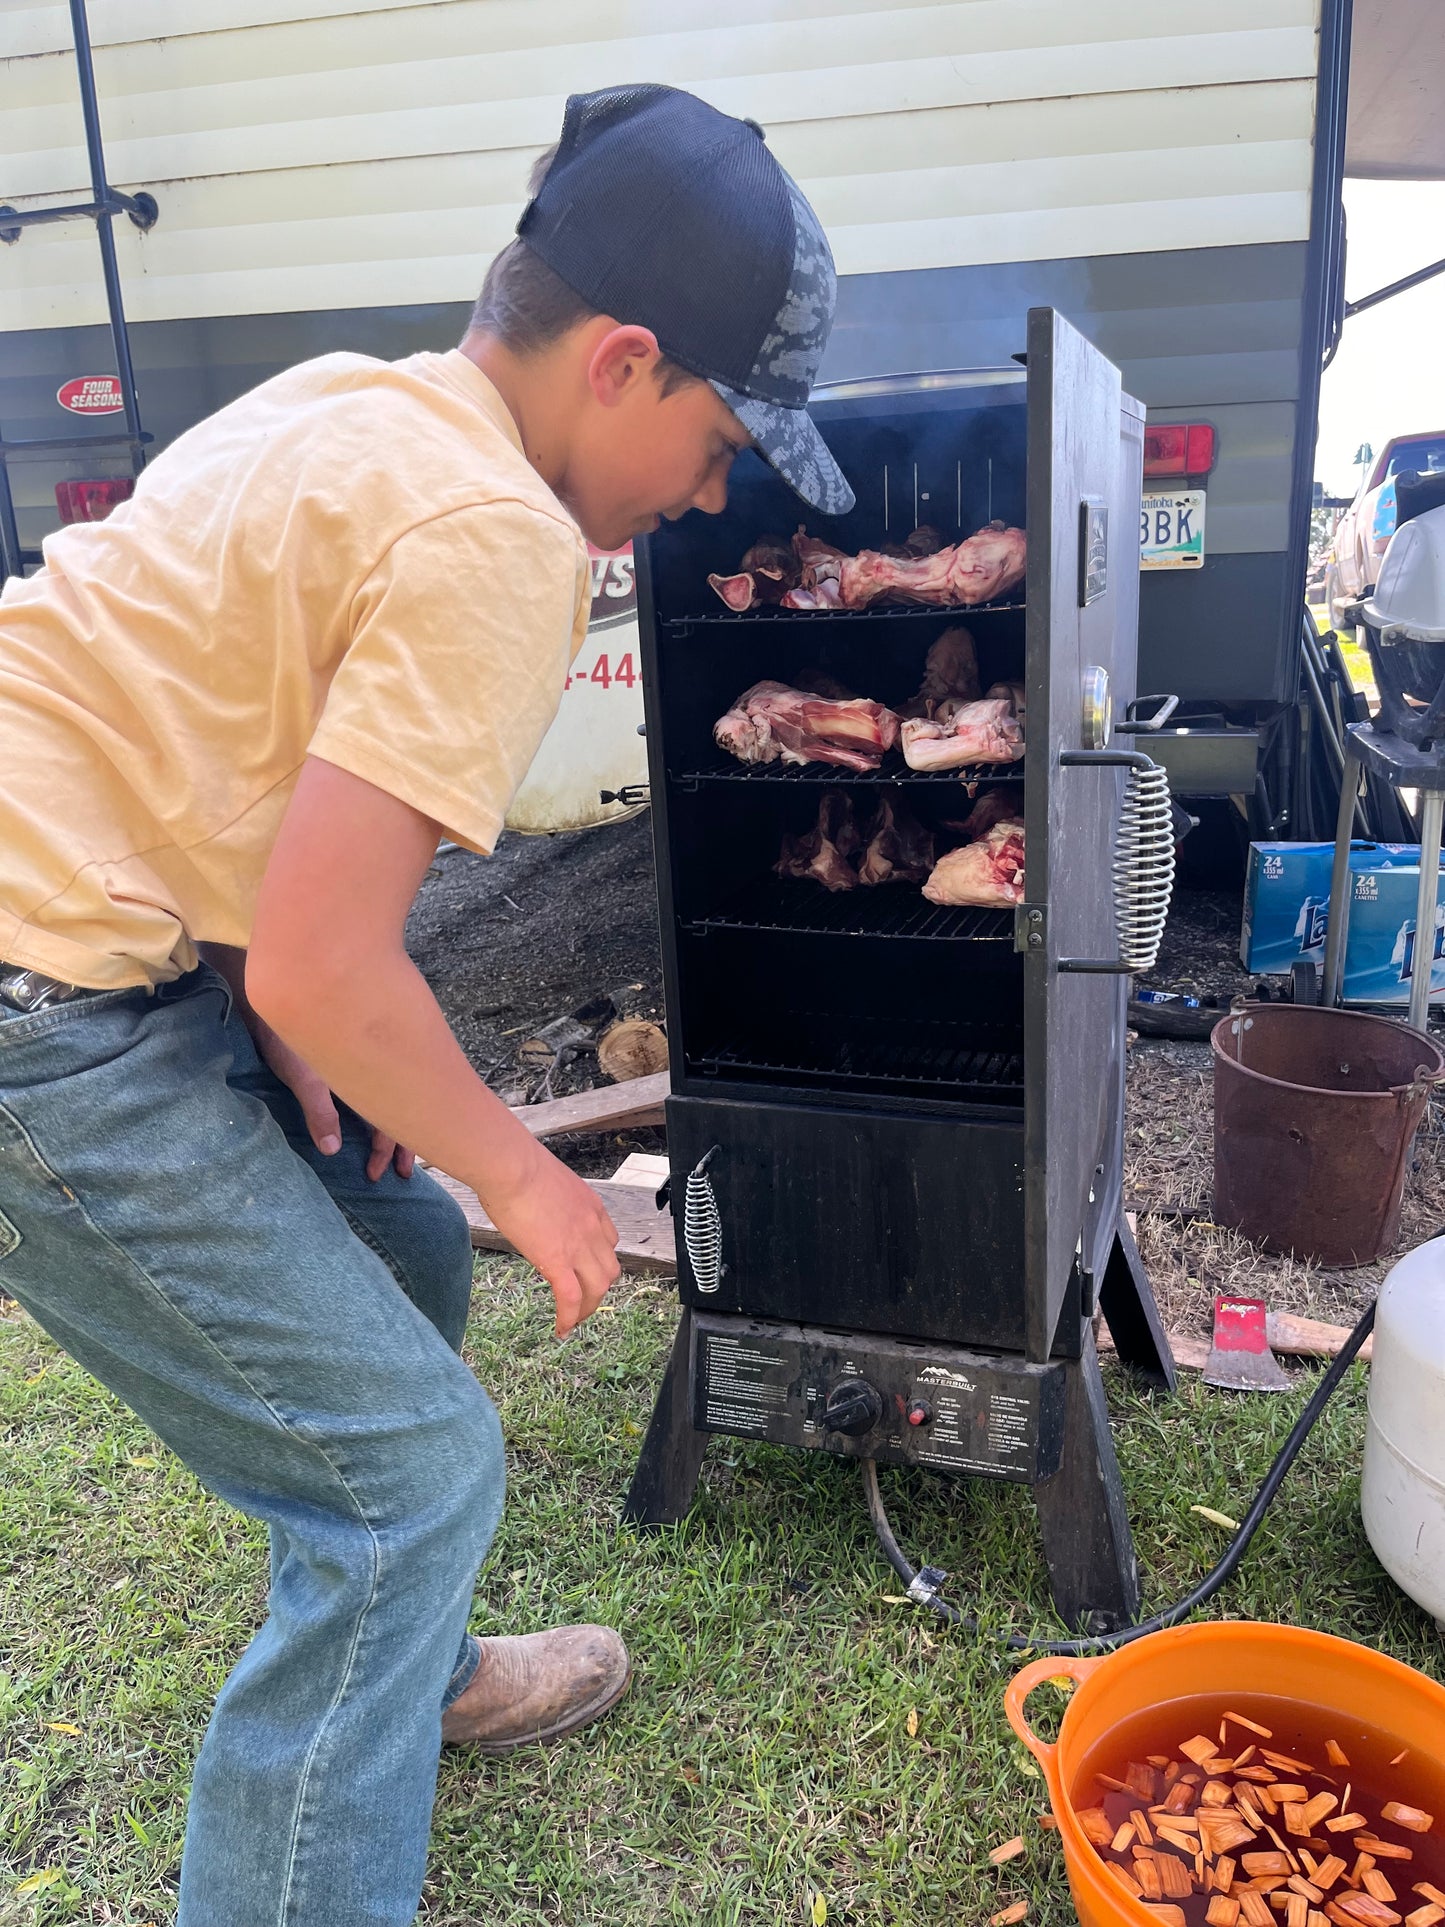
[505,542,648,834]
[1360,1235,1445,1630]
[1363,501,1445,643]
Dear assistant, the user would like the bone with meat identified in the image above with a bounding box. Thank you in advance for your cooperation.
[953,785,1021,842]
[923,819,1026,907]
[900,697,1023,770]
[705,521,1025,612]
[857,793,935,885]
[777,520,1027,611]
[715,680,900,771]
[777,791,933,890]
[775,790,863,891]
[705,534,801,611]
[900,626,980,717]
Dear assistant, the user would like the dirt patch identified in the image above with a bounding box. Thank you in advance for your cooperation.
[405,815,665,1178]
[1126,1039,1445,1336]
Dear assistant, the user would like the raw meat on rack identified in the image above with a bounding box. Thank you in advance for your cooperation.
[706,535,801,611]
[704,521,1025,612]
[923,819,1026,907]
[775,790,863,891]
[858,793,935,886]
[985,679,1025,724]
[951,786,1021,842]
[778,521,1027,611]
[776,792,933,890]
[900,626,980,717]
[714,679,901,771]
[900,696,1024,770]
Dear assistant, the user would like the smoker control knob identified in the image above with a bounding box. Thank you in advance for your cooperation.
[906,1399,933,1427]
[823,1378,883,1436]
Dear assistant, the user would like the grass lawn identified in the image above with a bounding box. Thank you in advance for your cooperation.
[2,1261,1441,1927]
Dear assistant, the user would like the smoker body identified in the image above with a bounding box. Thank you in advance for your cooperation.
[626,309,1175,1628]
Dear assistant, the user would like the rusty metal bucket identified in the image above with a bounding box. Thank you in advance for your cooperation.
[1211,1003,1445,1266]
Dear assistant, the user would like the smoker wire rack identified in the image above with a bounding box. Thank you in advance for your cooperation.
[673,751,1025,788]
[664,599,1026,628]
[689,1010,1024,1099]
[682,876,1013,943]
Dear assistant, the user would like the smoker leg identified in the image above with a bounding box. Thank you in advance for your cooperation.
[1033,1327,1140,1631]
[621,1306,709,1528]
[1097,1214,1176,1392]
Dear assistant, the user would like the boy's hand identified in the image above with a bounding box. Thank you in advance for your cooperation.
[247,759,626,1336]
[478,1139,621,1337]
[256,1018,415,1183]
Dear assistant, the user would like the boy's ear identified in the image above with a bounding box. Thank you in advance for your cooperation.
[587,324,664,408]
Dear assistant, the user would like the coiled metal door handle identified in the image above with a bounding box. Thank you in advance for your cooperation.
[683,1147,724,1295]
[1055,747,1176,974]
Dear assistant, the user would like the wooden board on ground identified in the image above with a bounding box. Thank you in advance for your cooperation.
[428,1167,677,1276]
[505,1070,668,1139]
[610,1151,671,1187]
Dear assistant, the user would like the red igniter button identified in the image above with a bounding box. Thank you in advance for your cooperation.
[906,1399,932,1427]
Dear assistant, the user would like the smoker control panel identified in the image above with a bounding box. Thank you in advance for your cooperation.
[691,1313,1065,1484]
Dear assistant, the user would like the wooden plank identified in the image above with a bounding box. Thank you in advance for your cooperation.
[610,1152,671,1186]
[1267,1310,1373,1364]
[505,1072,668,1140]
[428,1168,677,1277]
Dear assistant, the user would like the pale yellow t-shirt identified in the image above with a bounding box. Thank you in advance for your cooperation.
[0,349,591,989]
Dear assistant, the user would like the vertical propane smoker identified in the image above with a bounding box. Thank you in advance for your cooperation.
[624,309,1178,1629]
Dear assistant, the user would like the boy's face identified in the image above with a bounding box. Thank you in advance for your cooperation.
[563,328,754,550]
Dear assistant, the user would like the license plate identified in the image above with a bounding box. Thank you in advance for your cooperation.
[1140,490,1205,570]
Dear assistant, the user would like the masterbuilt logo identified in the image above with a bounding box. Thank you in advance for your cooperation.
[918,1366,977,1393]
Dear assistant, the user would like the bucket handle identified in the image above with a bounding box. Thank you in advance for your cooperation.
[1394,1063,1445,1107]
[1004,1654,1108,1806]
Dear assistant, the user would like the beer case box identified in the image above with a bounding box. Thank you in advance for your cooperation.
[1239,842,1393,975]
[1340,855,1445,1007]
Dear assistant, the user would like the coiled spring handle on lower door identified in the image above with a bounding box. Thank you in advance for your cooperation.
[1057,747,1176,974]
[683,1148,724,1295]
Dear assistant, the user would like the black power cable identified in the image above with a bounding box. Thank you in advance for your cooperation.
[861,1298,1377,1655]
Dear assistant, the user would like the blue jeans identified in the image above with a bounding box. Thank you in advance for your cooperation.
[0,966,504,1926]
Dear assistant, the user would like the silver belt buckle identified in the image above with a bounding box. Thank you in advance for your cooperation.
[0,966,88,1012]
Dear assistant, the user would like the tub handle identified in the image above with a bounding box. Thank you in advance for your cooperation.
[1396,1063,1445,1106]
[1004,1654,1107,1801]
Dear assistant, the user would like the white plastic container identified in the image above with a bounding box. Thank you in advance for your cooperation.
[1360,1235,1445,1630]
[1364,501,1445,644]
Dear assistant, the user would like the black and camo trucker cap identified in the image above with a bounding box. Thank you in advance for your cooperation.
[516,83,855,518]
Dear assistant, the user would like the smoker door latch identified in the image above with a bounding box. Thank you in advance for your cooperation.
[1014,903,1047,952]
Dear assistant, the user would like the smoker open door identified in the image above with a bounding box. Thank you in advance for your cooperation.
[1022,308,1145,1364]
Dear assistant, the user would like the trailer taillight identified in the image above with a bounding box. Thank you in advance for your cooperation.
[55,478,134,524]
[1143,424,1216,478]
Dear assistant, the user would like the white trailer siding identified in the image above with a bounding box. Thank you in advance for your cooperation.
[1,0,1321,333]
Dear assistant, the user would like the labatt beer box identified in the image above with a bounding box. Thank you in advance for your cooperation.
[1240,842,1387,975]
[1341,851,1445,1006]
[1241,841,1445,1004]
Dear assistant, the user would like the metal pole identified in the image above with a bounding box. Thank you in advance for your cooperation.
[1322,747,1359,1008]
[0,455,23,581]
[1346,256,1445,320]
[67,0,145,463]
[1407,790,1444,1036]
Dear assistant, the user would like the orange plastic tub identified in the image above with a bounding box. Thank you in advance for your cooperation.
[1005,1622,1445,1927]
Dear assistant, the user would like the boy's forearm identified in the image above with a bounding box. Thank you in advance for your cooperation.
[245,945,539,1204]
